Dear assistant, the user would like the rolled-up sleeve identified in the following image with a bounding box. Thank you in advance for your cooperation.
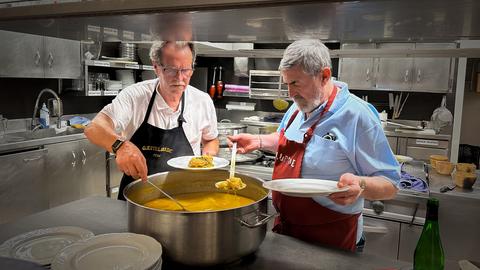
[353,124,401,188]
[100,90,134,133]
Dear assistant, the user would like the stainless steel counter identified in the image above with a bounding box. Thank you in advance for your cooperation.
[0,196,411,270]
[384,130,451,141]
[0,131,85,154]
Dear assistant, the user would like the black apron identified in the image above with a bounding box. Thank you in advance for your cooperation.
[117,84,194,200]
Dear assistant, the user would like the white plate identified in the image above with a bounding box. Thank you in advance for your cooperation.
[263,178,350,197]
[395,155,413,163]
[0,226,94,266]
[167,155,229,171]
[51,233,162,270]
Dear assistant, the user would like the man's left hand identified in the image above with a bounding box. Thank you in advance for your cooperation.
[329,173,364,205]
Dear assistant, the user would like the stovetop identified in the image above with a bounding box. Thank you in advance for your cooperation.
[235,153,275,181]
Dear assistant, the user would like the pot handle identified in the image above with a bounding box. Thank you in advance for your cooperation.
[220,119,231,123]
[237,212,278,229]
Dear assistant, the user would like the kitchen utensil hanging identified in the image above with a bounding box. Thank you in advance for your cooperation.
[209,67,217,99]
[216,66,224,99]
[392,92,410,119]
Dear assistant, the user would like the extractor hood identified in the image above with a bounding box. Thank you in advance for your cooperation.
[0,0,478,43]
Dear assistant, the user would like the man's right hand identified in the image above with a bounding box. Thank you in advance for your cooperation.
[115,141,148,181]
[227,133,261,154]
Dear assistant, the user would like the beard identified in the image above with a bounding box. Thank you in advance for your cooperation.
[293,95,322,113]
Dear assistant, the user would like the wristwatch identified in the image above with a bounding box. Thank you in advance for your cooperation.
[111,139,125,154]
[359,178,367,190]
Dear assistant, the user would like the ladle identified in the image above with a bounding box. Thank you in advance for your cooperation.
[215,130,246,191]
[146,178,188,211]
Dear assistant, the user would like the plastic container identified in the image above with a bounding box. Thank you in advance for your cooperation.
[39,103,50,128]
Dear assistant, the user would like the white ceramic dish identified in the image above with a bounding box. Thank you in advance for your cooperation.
[167,156,229,171]
[395,155,413,163]
[51,233,162,270]
[0,226,94,266]
[263,178,350,197]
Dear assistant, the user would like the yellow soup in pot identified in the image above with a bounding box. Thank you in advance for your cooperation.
[143,192,255,212]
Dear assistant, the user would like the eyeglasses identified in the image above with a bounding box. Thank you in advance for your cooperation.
[160,65,194,77]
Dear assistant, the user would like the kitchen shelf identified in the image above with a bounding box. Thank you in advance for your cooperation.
[222,91,249,98]
[83,60,156,96]
[84,60,153,70]
[249,70,289,100]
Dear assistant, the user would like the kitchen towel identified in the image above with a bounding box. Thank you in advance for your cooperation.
[400,171,429,193]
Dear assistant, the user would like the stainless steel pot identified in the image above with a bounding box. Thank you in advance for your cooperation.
[124,170,275,266]
[217,120,247,147]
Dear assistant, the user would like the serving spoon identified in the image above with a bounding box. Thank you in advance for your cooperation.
[146,177,188,211]
[215,130,246,191]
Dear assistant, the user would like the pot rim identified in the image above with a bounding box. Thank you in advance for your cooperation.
[124,171,269,214]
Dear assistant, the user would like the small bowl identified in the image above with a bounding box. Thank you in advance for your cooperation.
[453,171,477,189]
[435,161,454,175]
[456,163,477,173]
[430,155,448,169]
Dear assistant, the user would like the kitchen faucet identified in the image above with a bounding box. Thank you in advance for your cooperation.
[31,88,63,129]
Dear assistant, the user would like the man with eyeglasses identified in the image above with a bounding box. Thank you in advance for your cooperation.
[85,41,219,200]
[228,40,400,252]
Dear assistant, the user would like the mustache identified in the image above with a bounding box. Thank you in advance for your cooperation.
[293,96,306,103]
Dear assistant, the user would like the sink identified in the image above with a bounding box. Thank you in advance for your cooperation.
[1,127,84,142]
[28,127,84,139]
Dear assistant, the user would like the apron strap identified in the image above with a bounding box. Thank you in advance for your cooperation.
[304,86,338,143]
[143,81,187,127]
[177,91,187,126]
[142,83,158,124]
[282,86,338,143]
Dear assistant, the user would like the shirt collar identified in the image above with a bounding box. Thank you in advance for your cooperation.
[155,79,186,113]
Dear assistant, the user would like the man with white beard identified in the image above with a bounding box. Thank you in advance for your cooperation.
[228,39,400,252]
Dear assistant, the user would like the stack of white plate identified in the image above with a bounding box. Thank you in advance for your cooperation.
[115,70,135,88]
[119,43,137,61]
[51,233,162,270]
[0,226,95,268]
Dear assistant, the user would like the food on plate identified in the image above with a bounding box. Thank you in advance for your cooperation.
[188,155,214,168]
[215,176,247,191]
[143,192,254,211]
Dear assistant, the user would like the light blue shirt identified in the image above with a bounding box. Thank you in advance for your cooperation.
[277,81,400,242]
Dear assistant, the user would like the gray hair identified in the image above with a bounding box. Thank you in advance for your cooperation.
[279,39,331,75]
[149,41,196,67]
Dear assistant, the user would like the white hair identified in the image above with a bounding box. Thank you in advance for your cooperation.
[279,39,331,75]
[149,41,196,67]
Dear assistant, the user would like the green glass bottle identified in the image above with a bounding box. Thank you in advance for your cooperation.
[413,198,445,270]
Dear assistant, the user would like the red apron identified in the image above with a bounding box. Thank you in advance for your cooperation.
[271,86,360,251]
